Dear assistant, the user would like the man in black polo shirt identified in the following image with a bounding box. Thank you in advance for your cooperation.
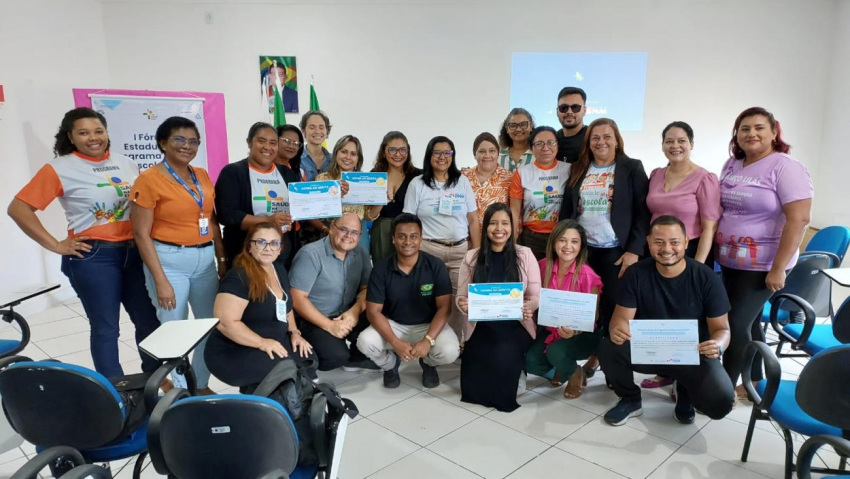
[555,86,588,164]
[357,213,460,388]
[599,215,735,426]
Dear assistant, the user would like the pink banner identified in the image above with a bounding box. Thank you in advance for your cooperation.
[73,88,229,182]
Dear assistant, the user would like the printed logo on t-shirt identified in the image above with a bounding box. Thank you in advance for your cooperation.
[96,174,131,198]
[253,186,289,214]
[89,201,127,223]
[420,284,434,296]
[715,232,761,269]
[532,181,562,204]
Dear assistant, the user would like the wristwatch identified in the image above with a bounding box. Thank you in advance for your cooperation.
[425,335,436,347]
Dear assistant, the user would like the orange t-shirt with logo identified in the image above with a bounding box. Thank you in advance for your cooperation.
[15,151,137,241]
[130,165,216,246]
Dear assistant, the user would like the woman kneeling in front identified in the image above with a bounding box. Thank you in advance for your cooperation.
[206,222,315,392]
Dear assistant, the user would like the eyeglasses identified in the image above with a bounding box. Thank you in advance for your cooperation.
[558,104,583,114]
[279,138,303,148]
[387,147,409,156]
[332,223,362,238]
[432,150,454,159]
[170,136,201,148]
[251,239,282,251]
[532,140,558,150]
[507,121,530,131]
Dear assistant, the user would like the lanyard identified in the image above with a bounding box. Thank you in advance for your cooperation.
[163,160,205,216]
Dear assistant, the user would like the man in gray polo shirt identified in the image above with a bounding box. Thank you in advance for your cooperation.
[290,213,378,371]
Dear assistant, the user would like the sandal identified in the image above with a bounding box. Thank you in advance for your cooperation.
[550,371,563,387]
[641,376,674,389]
[564,367,587,399]
[582,356,600,378]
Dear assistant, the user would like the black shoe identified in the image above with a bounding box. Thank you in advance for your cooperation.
[342,358,381,373]
[673,380,695,424]
[383,354,401,389]
[604,397,643,426]
[420,358,439,388]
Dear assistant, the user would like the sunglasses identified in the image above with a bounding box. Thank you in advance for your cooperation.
[558,104,583,114]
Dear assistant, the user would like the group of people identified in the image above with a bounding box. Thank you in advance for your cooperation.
[8,84,813,429]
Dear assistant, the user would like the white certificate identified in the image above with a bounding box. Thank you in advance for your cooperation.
[630,319,700,366]
[341,172,388,205]
[467,283,524,322]
[288,181,343,220]
[537,289,597,332]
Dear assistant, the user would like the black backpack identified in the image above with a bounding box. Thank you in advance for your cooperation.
[251,359,358,467]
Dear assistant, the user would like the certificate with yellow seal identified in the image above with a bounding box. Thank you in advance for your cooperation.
[341,172,388,205]
[467,283,524,321]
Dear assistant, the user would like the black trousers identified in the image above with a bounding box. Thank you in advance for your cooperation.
[587,245,626,332]
[298,311,370,371]
[720,267,775,385]
[598,336,735,420]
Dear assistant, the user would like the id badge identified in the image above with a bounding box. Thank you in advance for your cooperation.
[199,217,210,236]
[275,297,288,322]
[438,192,453,216]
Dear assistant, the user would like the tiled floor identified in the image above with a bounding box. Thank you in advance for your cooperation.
[0,298,840,479]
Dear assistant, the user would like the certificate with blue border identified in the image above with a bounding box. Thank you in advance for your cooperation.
[468,283,524,322]
[288,181,343,220]
[629,319,700,366]
[341,172,388,205]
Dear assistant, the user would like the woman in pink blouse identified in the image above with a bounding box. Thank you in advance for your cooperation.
[643,121,722,390]
[456,203,541,412]
[646,121,721,265]
[525,220,602,399]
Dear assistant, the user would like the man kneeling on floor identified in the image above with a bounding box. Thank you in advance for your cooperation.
[358,213,460,388]
[599,215,735,426]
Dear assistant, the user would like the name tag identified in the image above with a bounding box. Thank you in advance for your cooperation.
[438,192,453,216]
[199,217,209,236]
[275,297,288,322]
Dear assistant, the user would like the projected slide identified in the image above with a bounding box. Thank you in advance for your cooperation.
[510,53,648,131]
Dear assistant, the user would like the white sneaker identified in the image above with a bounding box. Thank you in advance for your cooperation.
[517,371,528,397]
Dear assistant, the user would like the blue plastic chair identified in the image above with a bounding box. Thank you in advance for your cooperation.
[805,226,850,318]
[760,253,838,336]
[11,446,112,479]
[797,435,850,479]
[148,389,352,479]
[740,342,850,479]
[770,293,850,358]
[0,310,31,359]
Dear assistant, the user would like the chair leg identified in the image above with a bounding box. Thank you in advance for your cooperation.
[741,407,758,462]
[782,428,794,479]
[132,452,147,479]
[840,455,847,471]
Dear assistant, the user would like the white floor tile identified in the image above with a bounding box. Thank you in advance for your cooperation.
[424,376,493,415]
[118,322,137,342]
[0,446,25,465]
[724,402,780,435]
[65,303,87,317]
[20,305,80,327]
[507,447,625,478]
[428,417,548,479]
[682,417,788,478]
[0,456,32,477]
[369,392,478,446]
[555,418,679,479]
[398,360,461,391]
[485,391,596,445]
[622,394,711,445]
[368,447,481,479]
[334,373,420,417]
[28,317,90,342]
[54,349,95,370]
[36,330,91,357]
[316,367,365,387]
[337,418,419,479]
[647,447,768,479]
[534,377,620,415]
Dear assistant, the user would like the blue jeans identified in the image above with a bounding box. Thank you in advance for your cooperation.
[61,242,161,378]
[143,241,218,389]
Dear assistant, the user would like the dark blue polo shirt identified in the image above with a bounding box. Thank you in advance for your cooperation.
[367,251,452,325]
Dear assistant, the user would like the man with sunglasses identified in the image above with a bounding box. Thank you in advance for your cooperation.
[555,87,588,164]
[289,212,379,372]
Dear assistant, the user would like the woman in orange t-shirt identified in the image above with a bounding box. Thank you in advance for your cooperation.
[130,116,225,395]
[8,107,162,379]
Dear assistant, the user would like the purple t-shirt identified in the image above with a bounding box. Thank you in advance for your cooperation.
[715,153,813,271]
[646,166,722,240]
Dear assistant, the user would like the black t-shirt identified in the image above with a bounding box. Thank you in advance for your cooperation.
[618,257,730,341]
[367,251,452,325]
[556,125,588,164]
[486,251,507,283]
[211,263,293,347]
[377,168,422,219]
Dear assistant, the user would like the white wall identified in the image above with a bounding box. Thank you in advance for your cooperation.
[98,0,835,183]
[0,0,112,313]
[814,0,850,228]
